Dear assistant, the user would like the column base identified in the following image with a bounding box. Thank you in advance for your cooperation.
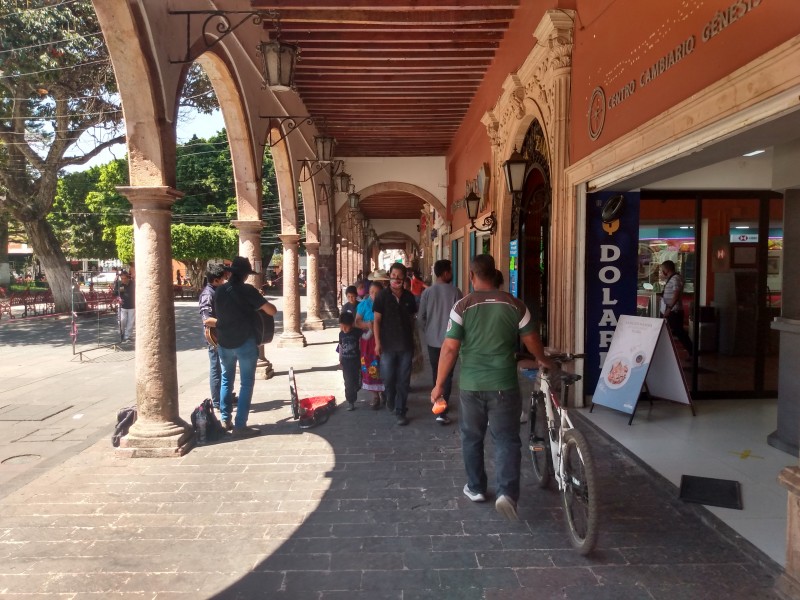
[303,317,326,331]
[116,419,194,458]
[277,332,307,348]
[776,573,800,600]
[769,430,799,457]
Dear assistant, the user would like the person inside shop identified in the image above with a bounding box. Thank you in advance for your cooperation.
[659,260,693,357]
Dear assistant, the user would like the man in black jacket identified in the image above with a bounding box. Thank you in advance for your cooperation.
[215,257,277,437]
[373,262,418,426]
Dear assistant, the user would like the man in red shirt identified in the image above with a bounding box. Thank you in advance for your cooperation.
[410,270,428,307]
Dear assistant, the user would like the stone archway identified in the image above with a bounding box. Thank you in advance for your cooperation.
[483,9,575,352]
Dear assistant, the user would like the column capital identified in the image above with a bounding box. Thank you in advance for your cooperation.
[279,233,301,246]
[231,220,263,234]
[304,242,320,253]
[116,186,183,210]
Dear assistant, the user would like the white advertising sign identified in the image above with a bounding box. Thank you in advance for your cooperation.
[592,315,693,422]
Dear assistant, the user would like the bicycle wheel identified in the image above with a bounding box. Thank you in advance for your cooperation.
[528,391,551,487]
[560,428,598,555]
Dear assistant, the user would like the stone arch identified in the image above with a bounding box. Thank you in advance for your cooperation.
[298,169,320,245]
[333,181,446,223]
[94,2,174,186]
[267,124,299,235]
[193,53,261,221]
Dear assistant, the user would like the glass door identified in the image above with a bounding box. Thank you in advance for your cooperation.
[640,192,782,398]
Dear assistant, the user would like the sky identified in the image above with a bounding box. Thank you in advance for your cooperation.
[65,107,226,172]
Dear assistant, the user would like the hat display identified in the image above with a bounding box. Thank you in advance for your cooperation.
[226,256,257,276]
[368,269,389,281]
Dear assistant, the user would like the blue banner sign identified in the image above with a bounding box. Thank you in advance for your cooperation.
[585,191,640,395]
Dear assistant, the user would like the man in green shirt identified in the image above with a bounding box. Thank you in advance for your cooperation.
[431,254,552,521]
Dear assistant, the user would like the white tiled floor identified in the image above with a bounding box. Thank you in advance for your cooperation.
[580,398,792,566]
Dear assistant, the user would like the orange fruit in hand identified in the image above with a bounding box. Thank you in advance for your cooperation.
[432,398,447,414]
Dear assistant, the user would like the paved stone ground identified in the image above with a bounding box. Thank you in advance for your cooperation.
[0,316,785,599]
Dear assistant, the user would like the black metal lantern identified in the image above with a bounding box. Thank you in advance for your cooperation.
[502,146,527,195]
[464,190,496,235]
[258,38,298,91]
[335,168,351,193]
[347,185,360,211]
[314,135,336,163]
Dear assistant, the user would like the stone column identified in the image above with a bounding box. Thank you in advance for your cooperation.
[231,220,264,289]
[115,186,193,457]
[319,252,339,320]
[777,189,800,598]
[232,220,273,378]
[277,233,306,347]
[303,242,325,330]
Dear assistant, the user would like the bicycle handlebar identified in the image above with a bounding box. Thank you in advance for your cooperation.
[515,351,585,363]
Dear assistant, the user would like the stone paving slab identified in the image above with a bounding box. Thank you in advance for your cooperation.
[0,321,786,599]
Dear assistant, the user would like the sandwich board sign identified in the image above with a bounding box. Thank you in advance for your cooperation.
[591,315,694,424]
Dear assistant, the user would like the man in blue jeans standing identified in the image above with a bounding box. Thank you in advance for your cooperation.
[431,254,553,521]
[215,256,277,437]
[198,263,228,410]
[373,262,417,426]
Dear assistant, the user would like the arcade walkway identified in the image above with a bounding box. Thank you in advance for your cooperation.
[0,300,785,598]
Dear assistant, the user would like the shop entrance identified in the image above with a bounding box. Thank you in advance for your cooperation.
[638,190,783,398]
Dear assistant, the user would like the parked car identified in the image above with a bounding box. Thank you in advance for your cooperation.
[90,272,119,286]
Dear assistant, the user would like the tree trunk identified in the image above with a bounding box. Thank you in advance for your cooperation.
[0,214,9,287]
[23,217,78,313]
[183,259,208,290]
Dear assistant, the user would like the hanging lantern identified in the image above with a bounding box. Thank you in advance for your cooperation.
[258,38,298,91]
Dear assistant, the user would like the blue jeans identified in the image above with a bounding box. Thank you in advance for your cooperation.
[208,345,222,406]
[381,350,413,416]
[218,336,259,428]
[459,388,522,501]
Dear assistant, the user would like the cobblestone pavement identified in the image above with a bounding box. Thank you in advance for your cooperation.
[0,315,785,599]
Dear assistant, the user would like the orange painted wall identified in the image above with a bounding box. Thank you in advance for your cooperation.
[445,1,576,231]
[571,0,800,162]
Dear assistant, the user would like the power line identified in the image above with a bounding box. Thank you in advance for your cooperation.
[0,0,84,18]
[0,30,103,56]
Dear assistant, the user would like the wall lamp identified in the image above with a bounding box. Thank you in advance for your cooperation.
[465,190,496,235]
[502,146,527,197]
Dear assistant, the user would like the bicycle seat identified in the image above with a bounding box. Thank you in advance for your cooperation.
[559,372,582,386]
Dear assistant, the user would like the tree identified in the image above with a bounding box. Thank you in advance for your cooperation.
[116,223,237,288]
[0,1,217,312]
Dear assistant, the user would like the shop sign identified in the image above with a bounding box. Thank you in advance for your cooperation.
[587,0,763,140]
[585,191,640,394]
[509,239,519,297]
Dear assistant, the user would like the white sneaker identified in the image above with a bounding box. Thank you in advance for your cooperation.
[463,484,486,502]
[495,495,519,521]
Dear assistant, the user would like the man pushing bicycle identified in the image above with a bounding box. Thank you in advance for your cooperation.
[431,254,554,521]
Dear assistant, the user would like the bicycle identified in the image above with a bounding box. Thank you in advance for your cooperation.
[518,352,598,555]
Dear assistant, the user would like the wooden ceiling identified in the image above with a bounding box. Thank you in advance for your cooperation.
[248,1,519,225]
[251,0,520,158]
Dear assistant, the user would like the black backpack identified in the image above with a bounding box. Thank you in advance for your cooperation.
[111,406,137,447]
[190,398,225,444]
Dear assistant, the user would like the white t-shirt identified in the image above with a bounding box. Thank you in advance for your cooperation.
[660,273,684,313]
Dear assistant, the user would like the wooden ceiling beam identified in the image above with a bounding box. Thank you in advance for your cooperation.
[252,1,519,8]
[298,50,496,60]
[274,10,515,25]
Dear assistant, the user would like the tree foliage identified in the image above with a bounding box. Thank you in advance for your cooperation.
[0,1,218,311]
[116,223,237,287]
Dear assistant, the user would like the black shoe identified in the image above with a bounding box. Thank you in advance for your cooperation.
[396,414,409,426]
[435,414,451,426]
[346,403,356,411]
